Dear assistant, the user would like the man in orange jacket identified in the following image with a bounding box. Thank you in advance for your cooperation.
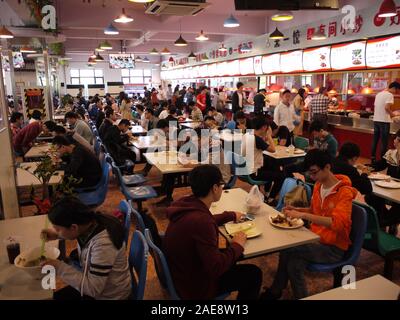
[262,149,357,299]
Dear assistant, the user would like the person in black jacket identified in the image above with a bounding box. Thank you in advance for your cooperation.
[99,108,116,140]
[253,89,267,115]
[231,82,245,114]
[52,136,102,189]
[103,119,136,170]
[332,142,373,195]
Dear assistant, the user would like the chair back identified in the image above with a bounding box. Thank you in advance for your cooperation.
[294,136,309,150]
[276,178,312,211]
[353,201,380,253]
[128,200,146,233]
[94,137,102,156]
[128,230,148,300]
[144,229,179,300]
[223,150,238,189]
[119,200,132,245]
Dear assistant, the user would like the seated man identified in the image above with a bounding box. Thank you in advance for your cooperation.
[226,111,247,132]
[309,120,338,159]
[207,107,224,127]
[99,108,116,140]
[52,135,102,189]
[163,165,262,300]
[190,101,203,122]
[164,106,179,128]
[262,149,356,300]
[65,111,94,144]
[332,142,372,196]
[10,112,24,142]
[53,126,94,154]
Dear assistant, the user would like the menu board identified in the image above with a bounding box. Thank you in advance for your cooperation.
[109,54,135,69]
[303,46,331,72]
[192,66,200,78]
[330,41,366,71]
[199,64,208,77]
[280,50,303,73]
[208,63,217,77]
[239,57,254,75]
[262,54,281,74]
[366,36,400,69]
[253,56,263,74]
[227,60,240,76]
[217,61,228,76]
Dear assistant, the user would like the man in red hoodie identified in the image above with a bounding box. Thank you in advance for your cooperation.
[163,165,262,300]
[262,149,357,300]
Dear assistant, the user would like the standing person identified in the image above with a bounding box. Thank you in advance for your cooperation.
[163,165,262,300]
[13,120,44,155]
[309,87,330,123]
[177,86,187,109]
[29,110,43,124]
[293,88,306,136]
[371,81,400,163]
[184,87,194,105]
[253,89,267,115]
[150,88,159,106]
[273,89,300,144]
[144,86,151,100]
[157,85,165,104]
[120,97,133,120]
[205,87,212,112]
[231,82,245,114]
[196,86,207,114]
[164,84,173,102]
[65,112,94,145]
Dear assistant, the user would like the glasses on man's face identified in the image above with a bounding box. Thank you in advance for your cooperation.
[307,169,321,177]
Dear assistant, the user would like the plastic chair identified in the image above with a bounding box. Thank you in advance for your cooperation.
[119,200,132,245]
[294,136,309,150]
[128,200,146,233]
[94,137,102,156]
[275,178,312,212]
[231,152,267,186]
[128,230,148,300]
[307,203,368,288]
[355,201,400,280]
[77,163,110,207]
[223,150,238,189]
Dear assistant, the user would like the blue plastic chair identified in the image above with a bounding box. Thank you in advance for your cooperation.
[294,136,309,150]
[128,200,146,233]
[223,150,238,189]
[307,203,368,288]
[119,200,132,245]
[94,137,102,156]
[275,178,312,212]
[77,163,110,207]
[128,230,148,300]
[231,152,267,186]
[226,120,236,131]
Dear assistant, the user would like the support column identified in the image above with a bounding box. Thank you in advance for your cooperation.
[43,48,53,120]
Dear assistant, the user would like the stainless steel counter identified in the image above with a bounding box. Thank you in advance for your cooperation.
[304,112,400,135]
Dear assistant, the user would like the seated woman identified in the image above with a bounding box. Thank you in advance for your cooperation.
[41,196,131,300]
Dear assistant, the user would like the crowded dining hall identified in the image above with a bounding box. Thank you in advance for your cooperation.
[0,0,400,304]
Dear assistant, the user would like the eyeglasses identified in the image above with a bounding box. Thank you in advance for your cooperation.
[307,169,321,176]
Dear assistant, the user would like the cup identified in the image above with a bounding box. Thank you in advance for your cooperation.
[4,237,21,264]
[273,138,278,146]
[288,145,295,155]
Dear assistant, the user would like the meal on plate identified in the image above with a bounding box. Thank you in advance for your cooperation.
[17,256,46,267]
[271,214,296,227]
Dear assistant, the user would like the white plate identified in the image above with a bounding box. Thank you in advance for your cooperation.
[369,173,391,180]
[224,221,262,239]
[374,180,400,189]
[294,149,305,154]
[268,214,304,229]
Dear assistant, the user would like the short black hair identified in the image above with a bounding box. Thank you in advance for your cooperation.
[105,108,114,118]
[282,89,291,95]
[258,89,267,93]
[304,149,332,170]
[309,120,326,133]
[54,125,66,135]
[234,111,246,120]
[389,81,400,90]
[44,120,57,132]
[236,82,244,89]
[319,86,328,94]
[136,104,144,112]
[93,96,101,104]
[31,110,42,120]
[118,119,130,127]
[52,135,72,146]
[168,106,177,115]
[189,165,223,198]
[339,142,361,160]
[65,111,78,119]
[145,108,154,116]
[10,112,23,123]
[208,107,216,112]
[161,101,168,109]
[252,116,268,130]
[156,119,169,129]
[277,125,290,140]
[188,101,196,107]
[204,116,216,122]
[269,120,278,131]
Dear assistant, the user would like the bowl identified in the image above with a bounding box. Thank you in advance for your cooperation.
[14,246,60,280]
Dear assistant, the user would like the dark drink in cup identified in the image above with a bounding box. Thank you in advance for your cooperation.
[7,242,20,264]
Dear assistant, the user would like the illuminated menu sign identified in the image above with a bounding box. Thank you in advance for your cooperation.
[192,66,200,78]
[199,64,208,77]
[366,36,400,69]
[239,57,254,75]
[303,46,331,72]
[331,41,366,71]
[280,50,303,73]
[262,54,281,74]
[227,60,240,76]
[208,63,217,77]
[253,56,263,74]
[217,61,228,76]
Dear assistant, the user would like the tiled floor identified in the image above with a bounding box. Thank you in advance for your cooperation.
[20,162,400,300]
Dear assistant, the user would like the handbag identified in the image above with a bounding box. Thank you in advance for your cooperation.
[283,180,310,208]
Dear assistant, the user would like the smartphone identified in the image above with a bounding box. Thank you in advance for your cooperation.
[243,213,255,221]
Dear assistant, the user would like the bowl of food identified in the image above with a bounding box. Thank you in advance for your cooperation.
[14,246,60,280]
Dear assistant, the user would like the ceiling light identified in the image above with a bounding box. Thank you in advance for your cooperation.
[149,48,159,55]
[114,8,134,23]
[88,57,97,65]
[161,47,171,55]
[100,40,113,50]
[96,45,105,52]
[378,0,397,17]
[0,26,14,39]
[90,51,97,59]
[311,29,327,40]
[169,57,174,63]
[20,46,36,53]
[201,54,209,61]
[240,43,251,53]
[94,53,104,62]
[128,0,155,3]
[135,56,143,62]
[142,56,150,63]
[174,34,188,46]
[104,23,119,35]
[224,14,240,28]
[218,43,227,52]
[271,11,294,21]
[269,27,284,39]
[195,30,209,41]
[188,52,196,58]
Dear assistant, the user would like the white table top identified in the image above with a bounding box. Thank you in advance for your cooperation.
[17,162,63,187]
[304,275,400,300]
[179,121,202,130]
[264,145,306,160]
[131,136,167,150]
[371,180,400,205]
[53,114,65,121]
[131,125,147,135]
[24,143,52,159]
[0,215,58,300]
[143,151,197,174]
[210,188,319,259]
[219,131,244,143]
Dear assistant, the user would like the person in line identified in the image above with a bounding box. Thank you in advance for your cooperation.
[29,110,43,124]
[65,112,94,145]
[253,89,267,115]
[371,81,400,164]
[231,82,245,114]
[332,142,372,196]
[309,120,338,159]
[293,88,306,136]
[163,165,262,300]
[207,107,224,127]
[41,196,131,300]
[309,87,331,123]
[196,86,207,114]
[52,136,102,188]
[99,108,116,140]
[262,149,356,300]
[10,112,24,142]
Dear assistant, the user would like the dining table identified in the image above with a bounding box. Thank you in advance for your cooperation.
[143,150,199,175]
[24,143,52,160]
[368,173,400,205]
[16,162,63,187]
[263,145,306,160]
[210,188,320,259]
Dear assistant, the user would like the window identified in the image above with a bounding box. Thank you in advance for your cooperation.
[121,69,152,84]
[70,69,104,85]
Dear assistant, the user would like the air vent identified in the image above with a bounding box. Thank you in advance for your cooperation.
[145,0,210,16]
